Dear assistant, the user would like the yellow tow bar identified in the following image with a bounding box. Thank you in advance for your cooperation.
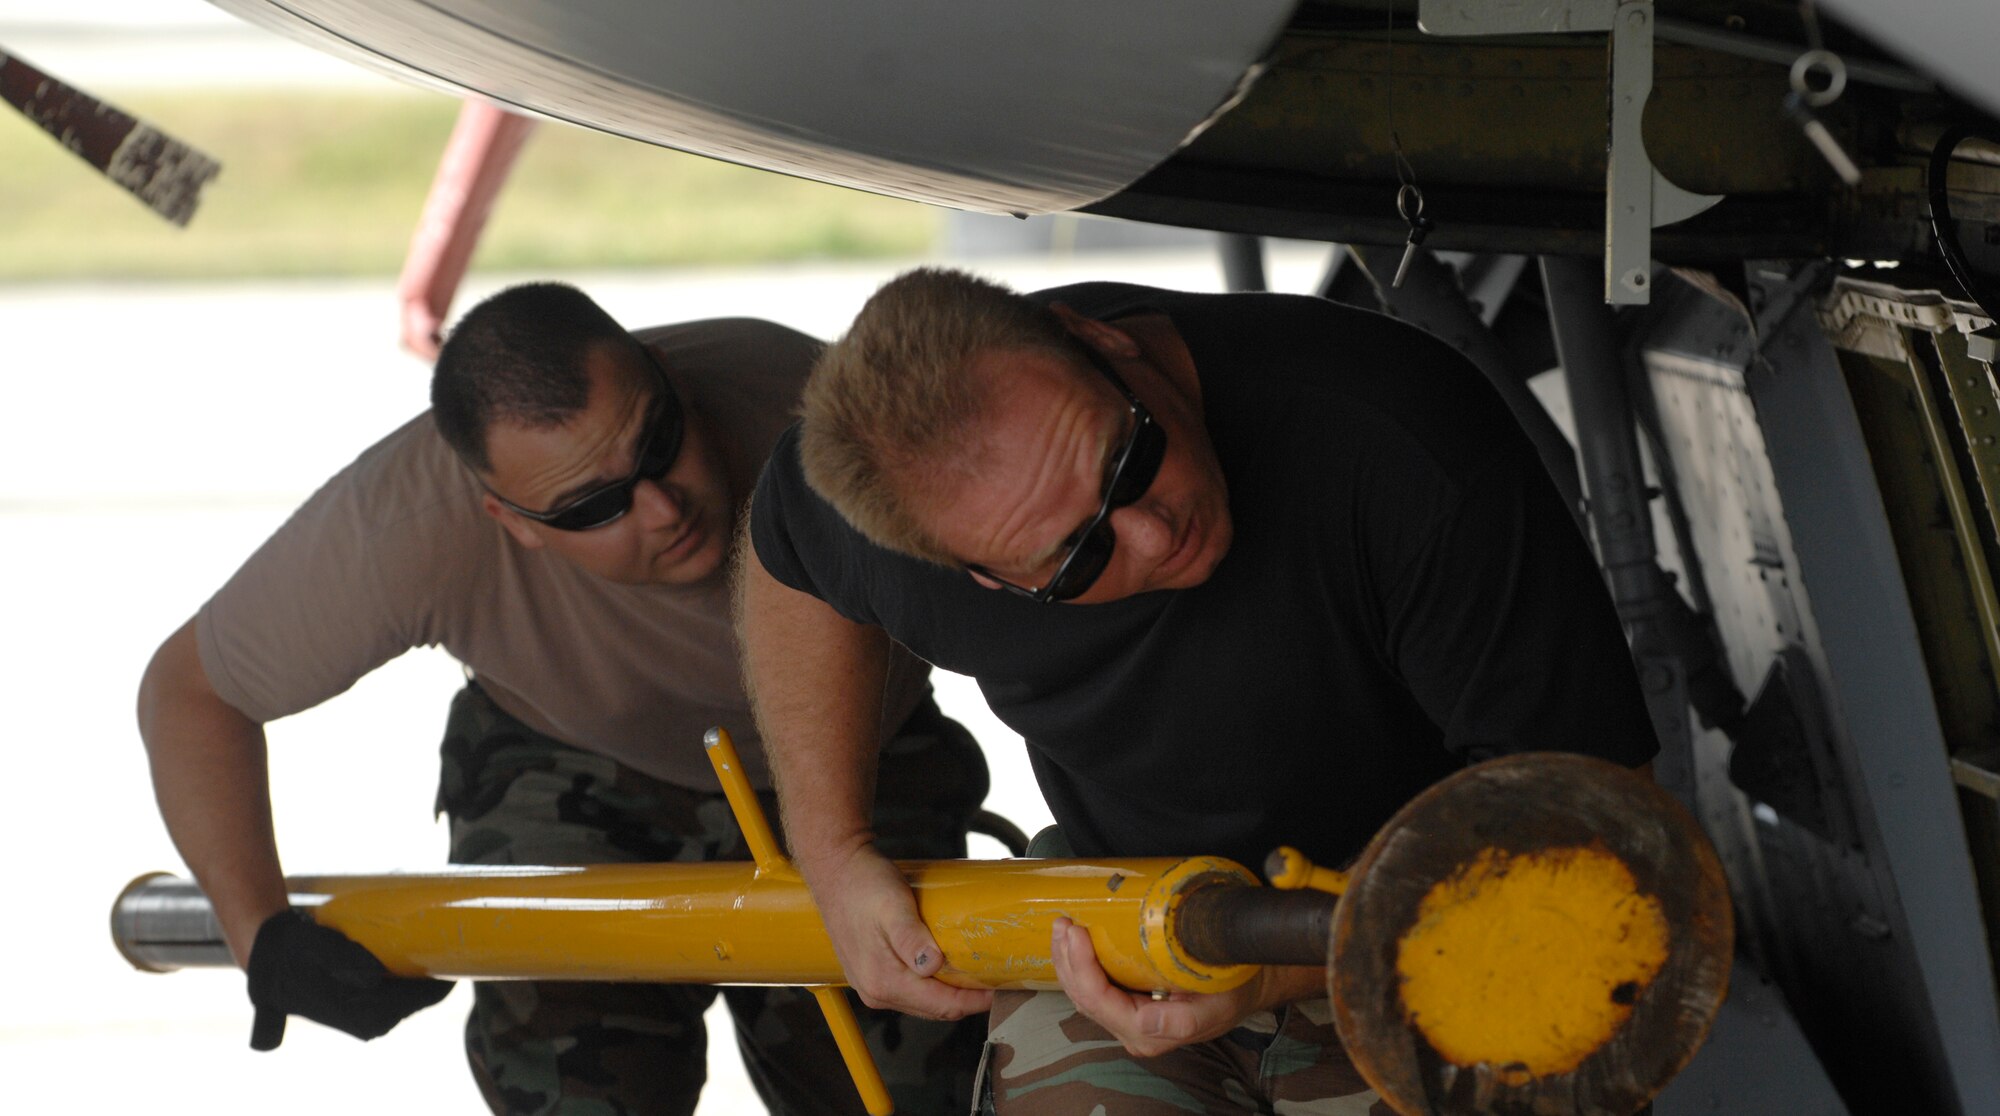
[114,745,1729,1116]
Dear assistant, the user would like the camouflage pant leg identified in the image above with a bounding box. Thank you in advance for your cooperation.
[981,992,1391,1116]
[439,683,986,1115]
[440,683,739,1116]
[724,983,986,1116]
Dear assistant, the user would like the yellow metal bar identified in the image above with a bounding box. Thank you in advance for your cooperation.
[704,727,787,874]
[116,753,1730,1116]
[1266,845,1350,896]
[704,725,889,1111]
[181,856,1256,994]
[812,986,893,1116]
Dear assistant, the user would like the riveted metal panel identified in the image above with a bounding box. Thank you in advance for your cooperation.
[1642,267,2000,1114]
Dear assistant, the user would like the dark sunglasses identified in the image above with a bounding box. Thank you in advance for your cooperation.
[489,350,687,532]
[970,348,1167,603]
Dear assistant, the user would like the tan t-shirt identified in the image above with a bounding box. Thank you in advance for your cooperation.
[196,318,928,791]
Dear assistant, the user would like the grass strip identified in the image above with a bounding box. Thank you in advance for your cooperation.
[0,89,938,282]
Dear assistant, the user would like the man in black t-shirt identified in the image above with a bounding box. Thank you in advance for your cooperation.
[738,267,1656,1114]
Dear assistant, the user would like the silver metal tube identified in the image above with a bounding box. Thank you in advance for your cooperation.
[111,872,325,972]
[112,873,229,972]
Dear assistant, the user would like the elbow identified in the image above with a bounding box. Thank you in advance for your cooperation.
[136,617,214,751]
[135,628,181,746]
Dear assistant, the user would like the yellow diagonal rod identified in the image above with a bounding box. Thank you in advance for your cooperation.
[704,727,788,874]
[704,726,890,1114]
[1266,845,1350,896]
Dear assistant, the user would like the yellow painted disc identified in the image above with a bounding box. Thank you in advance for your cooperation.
[1393,842,1670,1077]
[1329,753,1733,1116]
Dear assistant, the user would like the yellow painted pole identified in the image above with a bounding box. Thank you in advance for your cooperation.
[704,728,787,873]
[124,728,1259,997]
[704,726,891,1115]
[1266,846,1350,896]
[171,855,1258,993]
[811,986,893,1116]
[113,753,1731,1116]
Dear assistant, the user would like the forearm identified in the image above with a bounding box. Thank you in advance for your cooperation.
[137,619,288,967]
[737,551,891,877]
[733,526,1000,1019]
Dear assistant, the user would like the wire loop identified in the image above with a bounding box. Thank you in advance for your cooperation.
[1789,48,1846,108]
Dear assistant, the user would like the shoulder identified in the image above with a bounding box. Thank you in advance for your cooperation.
[1026,281,1185,320]
[195,413,501,718]
[635,318,822,387]
[1191,295,1525,480]
[751,426,856,574]
[748,423,938,627]
[750,423,819,548]
[643,319,827,476]
[258,411,497,595]
[748,424,819,587]
[334,411,488,532]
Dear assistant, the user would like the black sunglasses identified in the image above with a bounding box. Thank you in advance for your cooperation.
[489,350,687,532]
[969,349,1167,603]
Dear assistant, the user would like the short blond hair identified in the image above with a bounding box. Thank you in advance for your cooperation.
[800,267,1086,564]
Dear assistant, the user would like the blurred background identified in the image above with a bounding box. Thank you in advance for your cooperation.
[0,1,1328,1110]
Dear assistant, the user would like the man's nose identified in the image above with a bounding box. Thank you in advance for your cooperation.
[1108,502,1174,558]
[631,477,687,527]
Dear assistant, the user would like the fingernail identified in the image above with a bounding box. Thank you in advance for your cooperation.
[1144,1009,1166,1037]
[915,950,930,969]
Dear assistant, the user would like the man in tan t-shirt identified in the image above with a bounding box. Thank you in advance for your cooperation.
[136,282,990,1115]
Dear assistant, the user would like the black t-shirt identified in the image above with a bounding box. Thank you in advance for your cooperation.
[751,283,1656,870]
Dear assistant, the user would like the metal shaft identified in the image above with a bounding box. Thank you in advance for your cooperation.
[114,853,1332,994]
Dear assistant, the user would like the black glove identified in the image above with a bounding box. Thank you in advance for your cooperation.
[245,909,453,1051]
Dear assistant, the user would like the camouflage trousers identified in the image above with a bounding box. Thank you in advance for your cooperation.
[979,992,1390,1116]
[437,682,990,1116]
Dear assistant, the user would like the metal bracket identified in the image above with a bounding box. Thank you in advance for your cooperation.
[1418,0,1614,34]
[1418,0,1724,305]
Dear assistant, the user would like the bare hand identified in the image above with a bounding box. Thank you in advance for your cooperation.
[399,296,444,360]
[1050,916,1318,1058]
[808,844,994,1021]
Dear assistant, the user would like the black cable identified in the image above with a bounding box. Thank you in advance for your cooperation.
[1926,123,2000,323]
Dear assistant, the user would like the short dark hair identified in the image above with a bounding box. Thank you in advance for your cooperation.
[431,282,640,472]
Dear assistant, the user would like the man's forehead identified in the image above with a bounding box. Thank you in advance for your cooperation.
[481,348,654,485]
[484,341,652,437]
[917,356,1119,562]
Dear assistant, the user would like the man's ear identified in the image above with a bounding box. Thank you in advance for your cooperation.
[481,493,547,550]
[1049,303,1139,359]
